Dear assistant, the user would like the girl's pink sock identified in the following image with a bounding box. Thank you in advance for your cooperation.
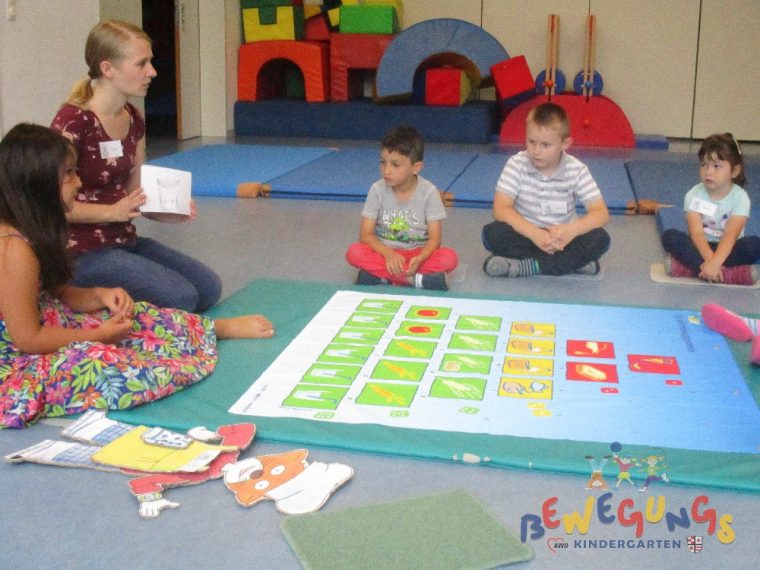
[701,304,757,342]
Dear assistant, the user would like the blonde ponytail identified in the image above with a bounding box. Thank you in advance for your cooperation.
[65,77,94,108]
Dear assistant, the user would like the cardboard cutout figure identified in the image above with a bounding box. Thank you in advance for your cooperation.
[223,449,353,514]
[5,410,256,518]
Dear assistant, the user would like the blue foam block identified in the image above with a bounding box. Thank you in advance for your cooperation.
[268,147,477,200]
[447,153,636,213]
[375,18,509,99]
[147,144,334,196]
[234,100,499,144]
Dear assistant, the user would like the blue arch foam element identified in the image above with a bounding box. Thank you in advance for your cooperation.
[375,18,509,101]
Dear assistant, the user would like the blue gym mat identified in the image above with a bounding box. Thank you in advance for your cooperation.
[267,147,478,201]
[444,153,505,209]
[147,144,335,197]
[626,154,760,237]
[625,154,760,208]
[446,152,636,213]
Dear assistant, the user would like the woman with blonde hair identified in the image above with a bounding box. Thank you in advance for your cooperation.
[51,19,223,312]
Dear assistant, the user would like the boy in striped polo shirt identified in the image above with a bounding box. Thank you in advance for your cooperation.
[482,102,611,277]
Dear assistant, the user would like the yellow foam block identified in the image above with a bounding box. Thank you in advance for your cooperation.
[304,5,322,19]
[327,6,340,27]
[243,6,304,42]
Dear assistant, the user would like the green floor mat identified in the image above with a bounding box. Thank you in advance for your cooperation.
[280,490,533,570]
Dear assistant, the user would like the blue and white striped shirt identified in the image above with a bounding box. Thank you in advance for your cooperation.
[495,151,603,227]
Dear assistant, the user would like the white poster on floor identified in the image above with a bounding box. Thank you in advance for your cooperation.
[229,290,759,454]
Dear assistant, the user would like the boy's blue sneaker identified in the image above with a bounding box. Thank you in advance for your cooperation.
[355,270,382,286]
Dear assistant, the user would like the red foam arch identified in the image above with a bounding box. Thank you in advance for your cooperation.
[500,94,635,148]
[238,40,329,103]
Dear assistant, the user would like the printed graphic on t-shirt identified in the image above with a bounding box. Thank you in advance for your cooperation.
[376,209,428,244]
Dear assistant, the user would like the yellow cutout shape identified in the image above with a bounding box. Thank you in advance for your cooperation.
[510,322,556,337]
[532,409,553,417]
[498,377,553,400]
[507,338,555,356]
[503,357,554,376]
[92,427,238,473]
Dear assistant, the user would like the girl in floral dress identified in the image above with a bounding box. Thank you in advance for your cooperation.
[0,124,274,429]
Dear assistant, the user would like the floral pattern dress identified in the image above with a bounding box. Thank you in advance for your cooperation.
[0,292,218,429]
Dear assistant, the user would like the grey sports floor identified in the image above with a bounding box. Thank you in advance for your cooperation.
[0,136,757,569]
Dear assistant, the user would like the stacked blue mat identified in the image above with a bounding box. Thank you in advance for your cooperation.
[234,100,500,145]
[148,144,639,213]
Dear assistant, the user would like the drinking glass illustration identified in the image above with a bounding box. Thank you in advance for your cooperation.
[156,171,180,211]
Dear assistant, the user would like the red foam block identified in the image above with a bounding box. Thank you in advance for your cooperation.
[425,68,471,107]
[305,12,331,41]
[490,55,534,101]
[329,33,395,102]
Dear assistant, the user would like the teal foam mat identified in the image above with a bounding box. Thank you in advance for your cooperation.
[110,279,760,493]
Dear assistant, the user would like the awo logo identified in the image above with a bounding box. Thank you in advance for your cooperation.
[546,537,568,554]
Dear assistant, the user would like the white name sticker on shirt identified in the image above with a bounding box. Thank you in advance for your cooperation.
[541,200,568,215]
[99,140,123,159]
[689,196,717,217]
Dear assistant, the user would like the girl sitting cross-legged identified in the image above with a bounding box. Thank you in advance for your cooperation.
[0,123,273,429]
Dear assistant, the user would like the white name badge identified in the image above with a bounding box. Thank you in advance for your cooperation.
[689,196,717,217]
[99,140,123,159]
[541,200,568,215]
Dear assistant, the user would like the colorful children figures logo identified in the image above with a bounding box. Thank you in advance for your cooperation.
[606,441,669,493]
[583,442,669,493]
[519,441,735,546]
